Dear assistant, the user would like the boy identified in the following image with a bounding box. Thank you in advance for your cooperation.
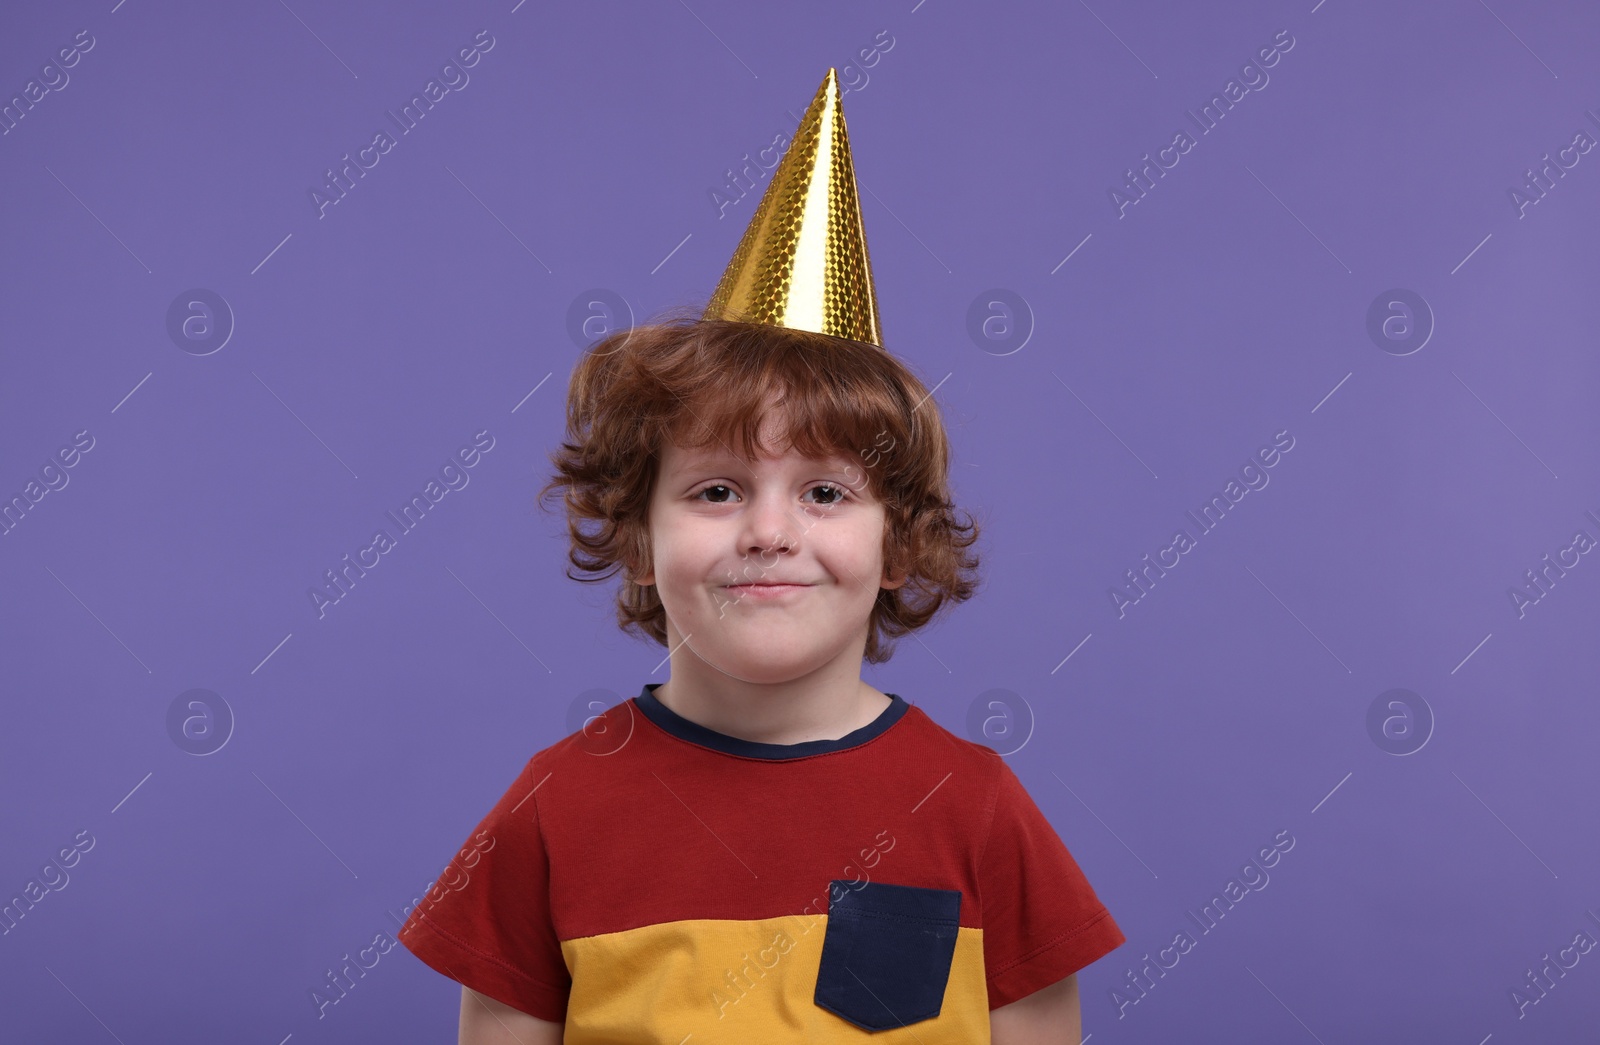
[399,68,1125,1044]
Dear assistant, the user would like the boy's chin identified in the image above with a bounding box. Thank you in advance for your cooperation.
[690,643,837,686]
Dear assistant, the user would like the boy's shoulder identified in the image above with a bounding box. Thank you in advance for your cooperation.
[888,699,1016,773]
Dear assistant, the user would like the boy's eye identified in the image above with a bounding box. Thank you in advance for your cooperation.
[809,483,848,506]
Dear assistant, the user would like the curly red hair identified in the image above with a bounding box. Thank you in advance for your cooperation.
[535,310,983,664]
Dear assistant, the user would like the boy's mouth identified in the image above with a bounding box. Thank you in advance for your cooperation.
[723,582,812,599]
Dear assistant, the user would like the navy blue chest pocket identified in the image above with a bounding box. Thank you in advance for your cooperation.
[813,880,963,1032]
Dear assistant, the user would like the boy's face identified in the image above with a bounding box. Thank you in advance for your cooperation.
[636,413,906,685]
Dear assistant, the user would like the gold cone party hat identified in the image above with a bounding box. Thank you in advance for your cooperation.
[703,68,884,347]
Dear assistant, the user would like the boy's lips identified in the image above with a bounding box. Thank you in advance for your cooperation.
[723,582,812,599]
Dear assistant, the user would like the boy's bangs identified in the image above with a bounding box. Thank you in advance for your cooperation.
[664,359,902,494]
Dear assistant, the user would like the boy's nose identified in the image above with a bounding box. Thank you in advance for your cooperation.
[739,496,800,558]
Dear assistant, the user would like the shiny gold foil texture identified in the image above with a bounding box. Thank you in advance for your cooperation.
[703,67,884,347]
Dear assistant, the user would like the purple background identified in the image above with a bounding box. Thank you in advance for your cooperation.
[4,0,1599,1041]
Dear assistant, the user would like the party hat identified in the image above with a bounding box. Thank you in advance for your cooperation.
[703,68,883,347]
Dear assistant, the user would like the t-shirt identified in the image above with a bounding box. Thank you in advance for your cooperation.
[399,683,1126,1042]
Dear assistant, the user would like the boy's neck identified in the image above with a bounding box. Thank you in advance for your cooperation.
[650,673,893,747]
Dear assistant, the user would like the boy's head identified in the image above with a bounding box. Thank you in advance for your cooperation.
[537,313,981,666]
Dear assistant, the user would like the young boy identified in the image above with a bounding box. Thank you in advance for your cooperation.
[398,68,1125,1044]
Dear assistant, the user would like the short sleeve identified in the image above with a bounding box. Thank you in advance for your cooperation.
[398,757,571,1022]
[979,756,1126,1009]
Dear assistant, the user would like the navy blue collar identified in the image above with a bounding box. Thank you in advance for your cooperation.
[634,683,908,759]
